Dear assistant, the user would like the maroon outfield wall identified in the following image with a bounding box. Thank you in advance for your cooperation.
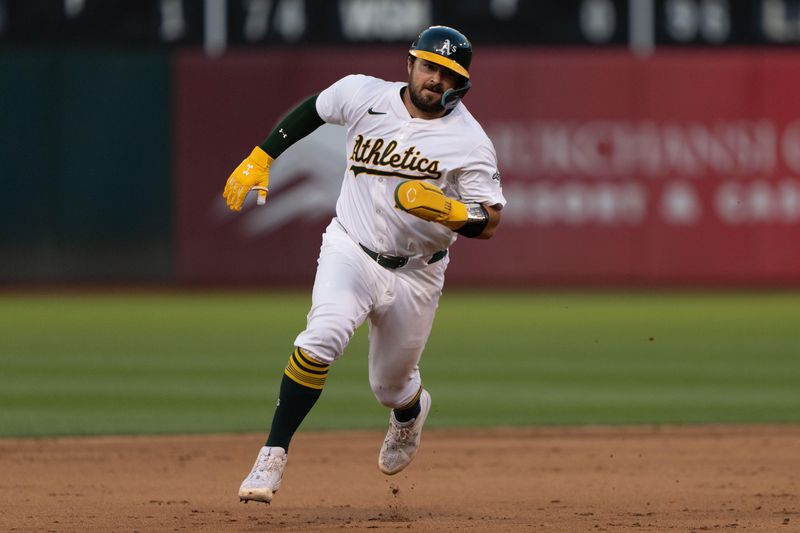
[175,48,800,286]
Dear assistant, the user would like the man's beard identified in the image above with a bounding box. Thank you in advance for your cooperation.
[408,82,443,113]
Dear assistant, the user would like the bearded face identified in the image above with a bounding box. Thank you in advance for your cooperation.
[406,58,462,115]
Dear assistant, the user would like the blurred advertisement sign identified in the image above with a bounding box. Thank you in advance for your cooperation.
[460,50,800,285]
[175,49,800,286]
[491,119,796,226]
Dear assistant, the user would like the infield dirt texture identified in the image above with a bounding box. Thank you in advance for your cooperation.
[2,426,799,531]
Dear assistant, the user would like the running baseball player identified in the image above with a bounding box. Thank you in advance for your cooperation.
[224,25,505,504]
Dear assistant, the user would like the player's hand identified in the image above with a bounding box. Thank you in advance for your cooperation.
[223,146,273,211]
[394,180,468,230]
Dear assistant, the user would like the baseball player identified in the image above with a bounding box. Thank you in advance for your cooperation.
[224,25,505,504]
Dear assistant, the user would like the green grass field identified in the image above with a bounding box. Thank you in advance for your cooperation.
[1,291,798,437]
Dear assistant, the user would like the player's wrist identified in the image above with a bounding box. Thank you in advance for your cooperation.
[248,146,274,169]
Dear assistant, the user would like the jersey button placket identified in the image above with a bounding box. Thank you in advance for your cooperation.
[372,174,389,251]
[397,122,410,142]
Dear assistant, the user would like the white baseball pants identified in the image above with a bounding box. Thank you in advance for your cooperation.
[294,218,447,409]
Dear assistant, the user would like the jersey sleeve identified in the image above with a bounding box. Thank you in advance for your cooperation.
[453,139,506,207]
[315,74,374,126]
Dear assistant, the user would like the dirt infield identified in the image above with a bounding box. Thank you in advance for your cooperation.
[2,426,799,532]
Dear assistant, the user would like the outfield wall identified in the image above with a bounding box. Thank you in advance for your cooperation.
[2,48,799,286]
[176,49,800,286]
[0,51,172,282]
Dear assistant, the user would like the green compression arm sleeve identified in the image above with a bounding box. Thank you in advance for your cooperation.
[259,95,325,158]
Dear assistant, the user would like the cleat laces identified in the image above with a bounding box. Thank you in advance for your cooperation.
[386,421,417,449]
[247,453,283,484]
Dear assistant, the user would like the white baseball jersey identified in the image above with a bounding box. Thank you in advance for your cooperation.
[295,74,505,408]
[315,74,506,258]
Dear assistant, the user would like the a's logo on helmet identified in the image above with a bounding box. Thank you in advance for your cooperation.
[434,39,457,56]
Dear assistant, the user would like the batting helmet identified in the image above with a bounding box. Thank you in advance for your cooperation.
[408,26,473,111]
[409,25,472,79]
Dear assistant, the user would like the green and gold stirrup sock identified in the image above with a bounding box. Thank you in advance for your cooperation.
[392,386,422,423]
[265,347,330,451]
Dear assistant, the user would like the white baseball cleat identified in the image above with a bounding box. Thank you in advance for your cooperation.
[238,446,287,504]
[378,389,431,475]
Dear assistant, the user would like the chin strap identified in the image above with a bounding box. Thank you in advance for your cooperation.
[441,79,472,111]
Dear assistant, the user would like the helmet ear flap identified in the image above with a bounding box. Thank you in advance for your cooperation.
[441,79,471,111]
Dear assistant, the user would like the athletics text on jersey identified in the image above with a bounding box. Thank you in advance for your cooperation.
[315,74,505,258]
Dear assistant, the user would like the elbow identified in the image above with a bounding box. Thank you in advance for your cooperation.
[478,204,502,239]
[477,225,497,239]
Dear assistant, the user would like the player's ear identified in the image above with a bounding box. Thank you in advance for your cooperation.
[407,56,414,76]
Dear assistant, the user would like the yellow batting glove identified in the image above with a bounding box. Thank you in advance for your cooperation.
[394,180,468,230]
[223,146,273,211]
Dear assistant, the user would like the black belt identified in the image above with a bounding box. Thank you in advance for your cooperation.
[359,244,447,270]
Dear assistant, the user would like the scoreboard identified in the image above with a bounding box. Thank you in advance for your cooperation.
[3,0,800,49]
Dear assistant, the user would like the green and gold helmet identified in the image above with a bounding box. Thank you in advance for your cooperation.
[409,25,472,80]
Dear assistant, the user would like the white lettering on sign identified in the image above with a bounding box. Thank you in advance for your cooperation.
[339,0,431,41]
[715,179,800,224]
[502,182,646,226]
[660,181,702,225]
[490,120,777,179]
[664,0,730,44]
[490,118,800,227]
[763,0,800,43]
[502,178,800,228]
[580,0,616,44]
[781,119,800,173]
